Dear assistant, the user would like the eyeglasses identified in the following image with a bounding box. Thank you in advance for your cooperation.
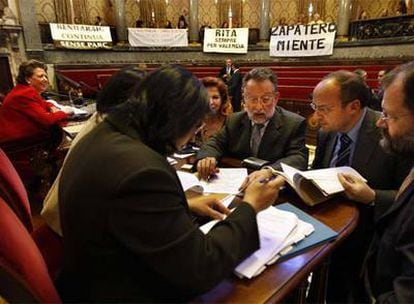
[379,111,411,122]
[244,94,275,105]
[310,102,335,114]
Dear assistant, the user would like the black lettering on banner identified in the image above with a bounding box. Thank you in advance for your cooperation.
[317,38,325,49]
[310,24,319,34]
[328,23,337,32]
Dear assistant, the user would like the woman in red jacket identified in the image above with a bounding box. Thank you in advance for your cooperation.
[0,60,73,145]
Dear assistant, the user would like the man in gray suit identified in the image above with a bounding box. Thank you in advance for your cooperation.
[311,70,413,303]
[196,67,308,180]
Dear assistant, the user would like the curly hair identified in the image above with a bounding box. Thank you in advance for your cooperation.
[201,77,232,116]
[16,60,47,85]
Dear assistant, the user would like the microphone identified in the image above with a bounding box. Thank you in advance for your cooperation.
[79,81,100,93]
[56,72,82,89]
[43,91,70,99]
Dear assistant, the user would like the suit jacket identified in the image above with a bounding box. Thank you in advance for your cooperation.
[312,108,413,216]
[364,173,414,303]
[0,84,67,144]
[57,113,260,303]
[218,66,234,84]
[196,107,308,170]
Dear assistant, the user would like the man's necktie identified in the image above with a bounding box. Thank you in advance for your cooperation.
[396,168,414,199]
[251,124,264,157]
[335,133,352,167]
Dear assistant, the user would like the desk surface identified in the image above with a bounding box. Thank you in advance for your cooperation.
[196,197,359,303]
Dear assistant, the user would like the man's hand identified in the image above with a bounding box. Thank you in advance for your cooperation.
[188,196,230,220]
[197,157,219,181]
[338,173,376,204]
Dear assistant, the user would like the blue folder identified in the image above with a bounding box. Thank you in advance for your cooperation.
[277,202,338,260]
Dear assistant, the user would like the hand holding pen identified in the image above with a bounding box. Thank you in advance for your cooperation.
[239,167,274,194]
[243,175,285,213]
[197,157,220,181]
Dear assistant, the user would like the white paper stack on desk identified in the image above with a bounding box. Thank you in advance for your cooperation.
[200,206,314,279]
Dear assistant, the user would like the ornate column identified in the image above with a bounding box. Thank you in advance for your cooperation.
[259,0,270,41]
[336,0,352,39]
[188,0,199,43]
[112,0,127,43]
[16,0,42,53]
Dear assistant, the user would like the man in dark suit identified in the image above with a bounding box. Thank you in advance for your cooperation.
[311,70,414,303]
[218,58,234,85]
[196,67,308,180]
[338,61,414,303]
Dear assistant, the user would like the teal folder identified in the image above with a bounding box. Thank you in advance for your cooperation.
[277,202,338,260]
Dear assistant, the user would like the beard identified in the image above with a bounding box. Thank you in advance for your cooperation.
[380,128,414,157]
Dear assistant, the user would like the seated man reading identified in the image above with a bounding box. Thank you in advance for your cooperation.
[196,67,308,180]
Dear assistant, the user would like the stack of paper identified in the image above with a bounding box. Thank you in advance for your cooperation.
[200,205,314,279]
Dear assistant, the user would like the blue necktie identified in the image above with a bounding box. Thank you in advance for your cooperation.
[335,134,352,167]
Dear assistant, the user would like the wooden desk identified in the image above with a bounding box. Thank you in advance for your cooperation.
[195,197,359,303]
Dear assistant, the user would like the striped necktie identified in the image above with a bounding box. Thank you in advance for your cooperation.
[335,133,352,167]
[251,124,264,157]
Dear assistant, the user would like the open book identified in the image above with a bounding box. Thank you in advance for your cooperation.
[267,163,367,206]
[176,168,247,195]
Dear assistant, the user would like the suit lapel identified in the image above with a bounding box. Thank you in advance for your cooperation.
[258,108,281,158]
[378,179,414,223]
[352,109,380,169]
[238,113,253,154]
[322,134,337,167]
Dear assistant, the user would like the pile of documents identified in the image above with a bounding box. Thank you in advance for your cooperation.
[200,206,314,279]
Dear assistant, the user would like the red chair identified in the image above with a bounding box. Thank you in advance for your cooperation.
[0,148,63,280]
[0,197,61,303]
[0,148,33,231]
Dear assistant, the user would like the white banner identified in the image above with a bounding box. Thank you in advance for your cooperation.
[128,28,188,47]
[50,23,112,49]
[203,28,248,54]
[270,23,336,57]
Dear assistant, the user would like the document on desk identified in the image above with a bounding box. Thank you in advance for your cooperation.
[199,205,315,279]
[46,99,89,115]
[177,168,248,195]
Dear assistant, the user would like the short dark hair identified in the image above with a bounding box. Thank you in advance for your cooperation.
[382,61,414,113]
[96,66,146,114]
[114,65,209,155]
[201,77,232,115]
[323,70,369,108]
[16,60,47,85]
[242,67,278,92]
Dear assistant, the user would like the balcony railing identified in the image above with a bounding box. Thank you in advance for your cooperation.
[349,14,414,40]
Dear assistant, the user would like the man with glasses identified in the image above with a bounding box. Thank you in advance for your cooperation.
[311,70,413,303]
[196,67,308,180]
[338,61,414,303]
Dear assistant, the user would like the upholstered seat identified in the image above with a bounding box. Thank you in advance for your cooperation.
[0,197,61,303]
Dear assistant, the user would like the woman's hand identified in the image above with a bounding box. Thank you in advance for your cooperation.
[243,175,285,213]
[239,168,273,192]
[188,196,230,220]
